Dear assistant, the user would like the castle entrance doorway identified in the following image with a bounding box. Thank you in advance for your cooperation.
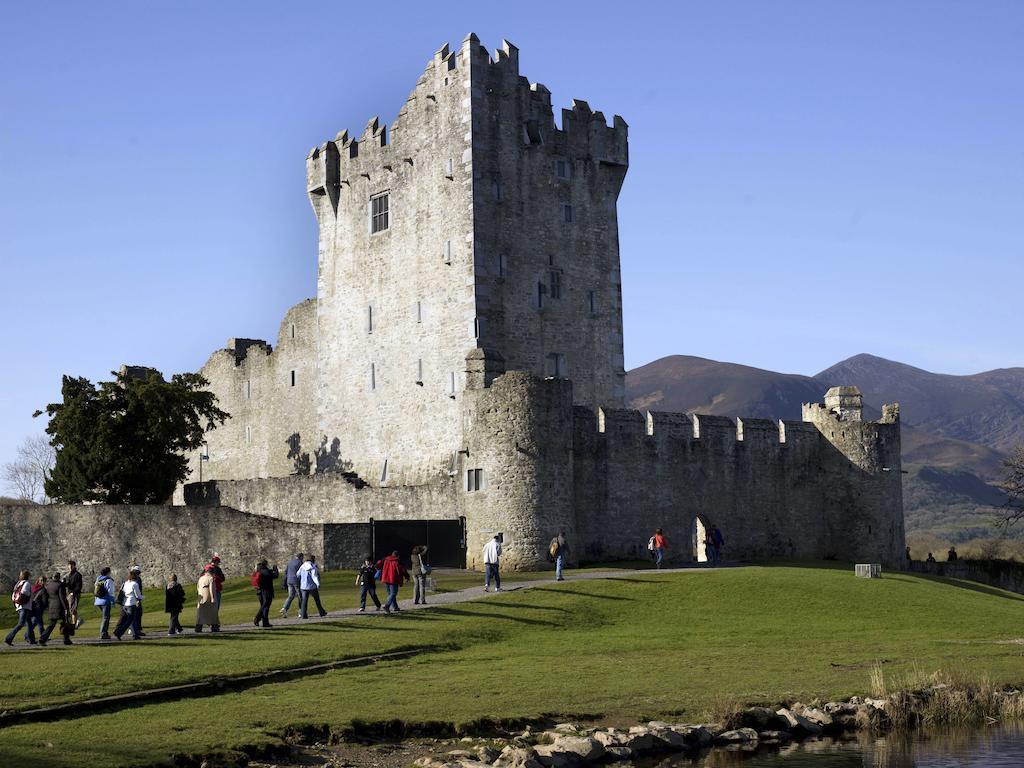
[372,518,467,569]
[692,516,709,563]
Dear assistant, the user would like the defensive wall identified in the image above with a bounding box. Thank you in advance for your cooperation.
[177,367,905,572]
[0,504,369,592]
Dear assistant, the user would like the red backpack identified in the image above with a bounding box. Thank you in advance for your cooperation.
[250,570,260,588]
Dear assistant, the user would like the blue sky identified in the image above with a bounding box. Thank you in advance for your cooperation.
[1,2,1022,467]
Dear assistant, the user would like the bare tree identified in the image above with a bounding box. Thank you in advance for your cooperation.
[995,444,1024,532]
[1,434,55,503]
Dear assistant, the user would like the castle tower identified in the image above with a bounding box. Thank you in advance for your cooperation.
[306,35,629,484]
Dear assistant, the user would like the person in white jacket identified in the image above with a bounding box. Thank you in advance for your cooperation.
[483,535,502,592]
[297,555,328,619]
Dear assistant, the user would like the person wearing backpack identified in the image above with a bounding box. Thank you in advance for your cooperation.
[410,545,430,605]
[4,569,37,646]
[29,576,49,639]
[252,559,279,628]
[355,555,381,612]
[93,566,116,640]
[378,550,408,614]
[549,531,569,581]
[652,528,667,569]
[165,574,186,635]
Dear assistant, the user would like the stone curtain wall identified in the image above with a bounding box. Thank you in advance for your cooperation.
[0,504,366,591]
[910,559,1024,596]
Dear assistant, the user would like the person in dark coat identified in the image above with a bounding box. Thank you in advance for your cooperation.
[165,574,186,635]
[279,551,303,619]
[29,576,48,639]
[253,559,279,628]
[39,572,73,646]
[65,560,84,629]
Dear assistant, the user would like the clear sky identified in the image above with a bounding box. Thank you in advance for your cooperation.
[1,2,1022,468]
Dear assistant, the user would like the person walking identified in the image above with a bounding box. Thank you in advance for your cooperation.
[652,528,667,569]
[279,551,303,619]
[355,555,381,612]
[410,545,430,605]
[113,571,142,641]
[378,550,407,614]
[129,565,146,637]
[39,572,73,646]
[549,531,569,581]
[253,559,279,628]
[29,576,48,641]
[947,546,959,562]
[65,560,84,629]
[4,570,37,646]
[195,565,221,632]
[165,574,186,635]
[483,534,502,592]
[94,566,116,640]
[298,555,327,619]
[206,555,225,610]
[710,525,725,566]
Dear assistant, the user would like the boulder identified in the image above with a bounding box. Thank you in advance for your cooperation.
[669,725,713,749]
[603,746,633,760]
[738,706,783,730]
[476,747,499,764]
[493,746,542,768]
[648,728,687,750]
[622,729,658,753]
[757,730,792,745]
[553,724,580,735]
[591,731,627,748]
[551,737,604,763]
[714,728,759,745]
[775,708,822,737]
[801,708,833,728]
[532,745,577,768]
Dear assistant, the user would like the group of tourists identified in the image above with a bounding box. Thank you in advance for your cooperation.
[6,524,725,647]
[647,525,725,568]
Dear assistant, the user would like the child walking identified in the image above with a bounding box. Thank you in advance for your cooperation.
[355,556,381,612]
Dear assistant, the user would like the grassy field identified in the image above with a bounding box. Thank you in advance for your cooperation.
[0,564,1022,767]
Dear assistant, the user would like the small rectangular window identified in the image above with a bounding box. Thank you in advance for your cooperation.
[416,300,423,323]
[380,458,389,485]
[467,468,483,492]
[473,316,480,338]
[547,353,567,378]
[290,370,296,387]
[290,323,296,339]
[443,239,452,264]
[588,290,596,314]
[448,370,456,397]
[492,181,502,201]
[416,358,423,384]
[554,159,571,180]
[245,380,251,400]
[550,270,562,299]
[444,158,454,178]
[370,363,377,391]
[524,120,542,145]
[537,281,546,309]
[562,203,574,223]
[245,425,252,444]
[498,253,507,278]
[367,304,374,333]
[370,193,390,233]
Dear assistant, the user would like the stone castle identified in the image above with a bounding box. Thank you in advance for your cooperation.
[175,34,905,570]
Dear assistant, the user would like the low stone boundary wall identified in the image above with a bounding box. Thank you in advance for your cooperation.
[910,558,1024,596]
[0,504,370,591]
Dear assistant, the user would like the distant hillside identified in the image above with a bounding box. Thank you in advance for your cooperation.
[818,353,1024,454]
[626,355,822,420]
[625,353,1019,544]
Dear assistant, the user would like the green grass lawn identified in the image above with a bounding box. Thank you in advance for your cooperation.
[0,564,1022,767]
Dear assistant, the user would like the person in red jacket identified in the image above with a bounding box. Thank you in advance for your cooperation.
[377,551,408,615]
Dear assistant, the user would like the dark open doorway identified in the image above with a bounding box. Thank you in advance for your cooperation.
[372,518,466,568]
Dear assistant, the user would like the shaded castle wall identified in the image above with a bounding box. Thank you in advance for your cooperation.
[469,38,628,408]
[0,504,365,592]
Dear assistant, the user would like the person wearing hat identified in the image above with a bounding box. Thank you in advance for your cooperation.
[195,565,220,632]
[252,558,279,628]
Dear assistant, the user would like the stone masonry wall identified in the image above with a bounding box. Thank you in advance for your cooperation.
[0,504,353,592]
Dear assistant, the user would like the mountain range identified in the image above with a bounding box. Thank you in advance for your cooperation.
[625,353,1023,543]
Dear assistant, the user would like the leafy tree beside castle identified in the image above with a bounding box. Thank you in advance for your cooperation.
[36,370,228,504]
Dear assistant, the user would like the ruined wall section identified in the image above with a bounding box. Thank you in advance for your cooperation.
[176,300,318,500]
[468,38,628,408]
[803,401,904,567]
[462,371,576,570]
[308,36,480,486]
